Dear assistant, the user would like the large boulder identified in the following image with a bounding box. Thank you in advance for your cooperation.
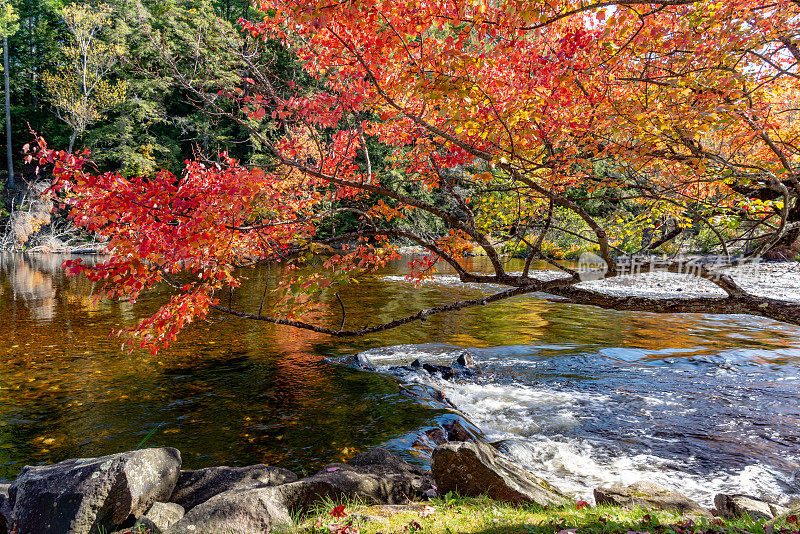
[431,441,569,506]
[165,448,433,534]
[165,487,291,534]
[594,481,709,516]
[714,494,788,520]
[169,465,297,510]
[8,447,182,534]
[277,448,433,511]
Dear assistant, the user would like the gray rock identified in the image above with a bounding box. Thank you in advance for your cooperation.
[594,481,709,516]
[165,448,433,533]
[334,353,378,372]
[169,465,297,510]
[398,384,457,410]
[455,350,476,368]
[431,441,569,506]
[165,487,291,534]
[130,502,185,533]
[0,483,10,534]
[8,447,182,534]
[276,448,433,511]
[714,494,788,520]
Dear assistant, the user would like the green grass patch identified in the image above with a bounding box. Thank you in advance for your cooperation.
[294,494,800,534]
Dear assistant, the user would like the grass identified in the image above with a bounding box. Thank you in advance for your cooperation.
[294,494,800,534]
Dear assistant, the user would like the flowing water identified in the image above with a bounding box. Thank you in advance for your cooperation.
[0,252,798,507]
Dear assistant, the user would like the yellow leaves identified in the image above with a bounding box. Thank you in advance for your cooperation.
[44,2,125,144]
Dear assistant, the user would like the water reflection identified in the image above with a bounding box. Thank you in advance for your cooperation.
[0,253,798,507]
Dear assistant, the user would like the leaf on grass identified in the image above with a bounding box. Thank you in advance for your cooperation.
[419,506,436,517]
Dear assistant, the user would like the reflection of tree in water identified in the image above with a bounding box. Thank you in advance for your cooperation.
[0,253,57,321]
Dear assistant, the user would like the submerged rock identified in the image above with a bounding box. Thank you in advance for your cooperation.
[324,353,377,372]
[399,383,457,409]
[431,441,569,506]
[170,464,297,510]
[714,494,788,520]
[8,447,181,534]
[594,481,710,516]
[391,351,477,380]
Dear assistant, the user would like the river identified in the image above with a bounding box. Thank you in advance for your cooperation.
[0,252,798,506]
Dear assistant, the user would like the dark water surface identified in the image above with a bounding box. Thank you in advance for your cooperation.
[1,252,799,505]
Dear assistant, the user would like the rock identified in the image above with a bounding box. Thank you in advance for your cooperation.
[409,415,485,455]
[441,417,483,442]
[165,487,291,534]
[398,384,457,409]
[166,448,432,534]
[131,502,185,533]
[421,363,474,380]
[0,483,10,534]
[714,494,788,520]
[594,481,709,516]
[431,441,569,506]
[455,350,476,368]
[324,353,377,372]
[767,503,800,526]
[8,447,181,534]
[275,448,433,511]
[169,465,297,510]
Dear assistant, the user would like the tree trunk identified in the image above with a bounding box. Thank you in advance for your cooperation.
[4,36,13,191]
[68,132,76,154]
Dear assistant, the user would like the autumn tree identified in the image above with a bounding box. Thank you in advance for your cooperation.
[34,0,800,353]
[43,2,127,153]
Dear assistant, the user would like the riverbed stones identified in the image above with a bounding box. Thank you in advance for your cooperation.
[169,465,297,510]
[594,481,709,516]
[7,447,182,534]
[714,494,788,520]
[431,441,570,506]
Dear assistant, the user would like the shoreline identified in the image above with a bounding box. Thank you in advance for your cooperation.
[0,441,796,534]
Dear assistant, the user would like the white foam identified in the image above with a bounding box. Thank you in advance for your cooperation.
[359,343,800,507]
[416,366,796,506]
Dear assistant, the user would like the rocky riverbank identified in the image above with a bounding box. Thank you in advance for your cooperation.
[0,440,796,534]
